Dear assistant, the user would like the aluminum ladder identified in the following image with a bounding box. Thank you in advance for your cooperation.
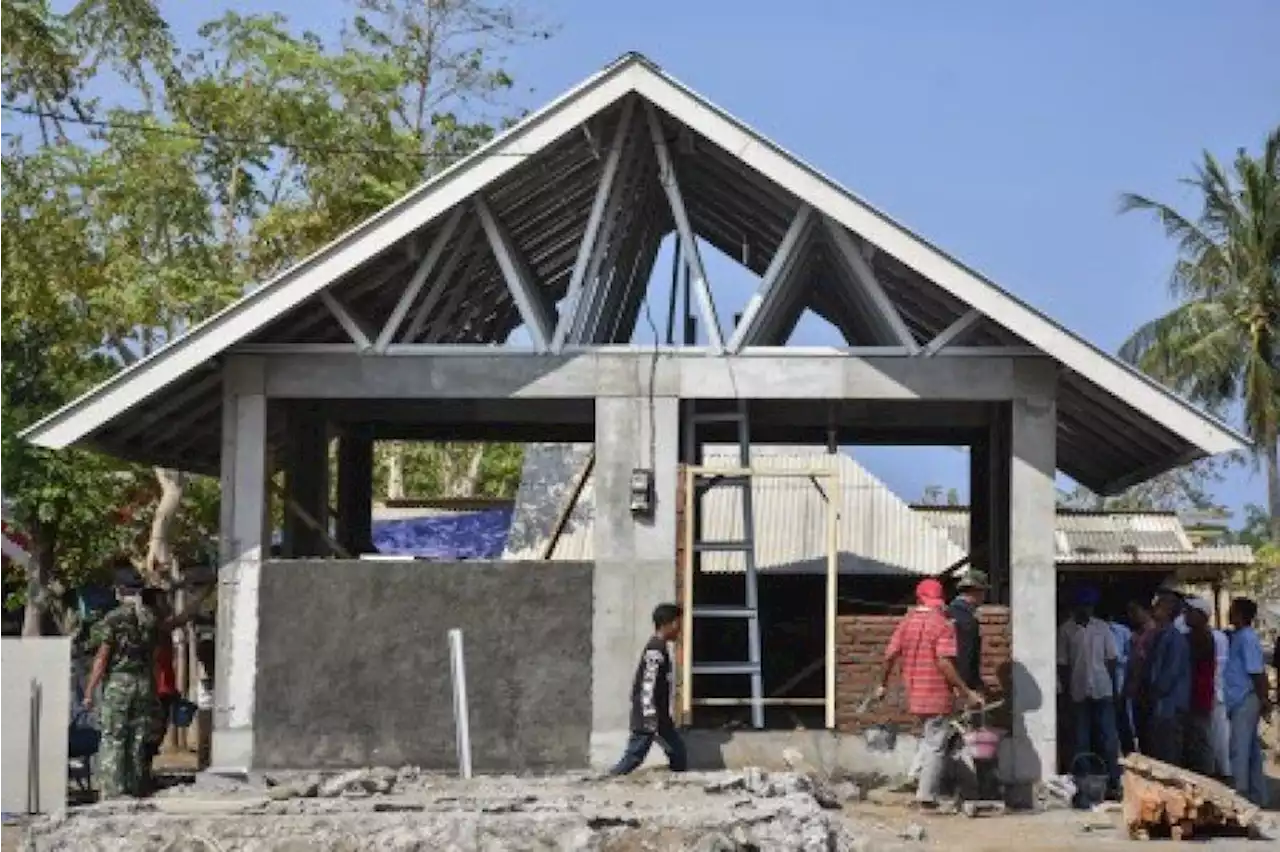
[685,399,764,729]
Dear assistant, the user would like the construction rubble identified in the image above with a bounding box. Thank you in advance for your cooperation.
[19,768,904,852]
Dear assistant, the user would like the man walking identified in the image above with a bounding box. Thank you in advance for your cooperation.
[1056,586,1120,794]
[1223,598,1270,805]
[609,603,687,775]
[878,578,982,810]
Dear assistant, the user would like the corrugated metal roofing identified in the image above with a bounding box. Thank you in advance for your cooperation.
[914,506,1253,568]
[506,444,964,575]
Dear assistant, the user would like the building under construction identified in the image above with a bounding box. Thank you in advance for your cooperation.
[22,54,1248,782]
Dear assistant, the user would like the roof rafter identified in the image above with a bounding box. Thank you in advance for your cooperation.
[822,216,919,353]
[727,204,815,352]
[319,291,374,351]
[374,204,465,352]
[474,193,556,352]
[551,97,637,353]
[644,102,724,352]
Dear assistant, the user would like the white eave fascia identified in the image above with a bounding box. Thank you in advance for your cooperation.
[19,56,652,450]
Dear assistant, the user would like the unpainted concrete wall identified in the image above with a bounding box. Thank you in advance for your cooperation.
[254,559,593,771]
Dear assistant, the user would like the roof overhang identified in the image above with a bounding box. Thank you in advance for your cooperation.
[19,54,1248,492]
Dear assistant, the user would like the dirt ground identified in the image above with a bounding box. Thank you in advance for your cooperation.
[7,753,1279,851]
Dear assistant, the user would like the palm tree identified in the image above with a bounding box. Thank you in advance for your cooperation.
[1118,128,1280,542]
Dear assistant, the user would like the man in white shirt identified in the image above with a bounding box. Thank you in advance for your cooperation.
[1057,585,1120,793]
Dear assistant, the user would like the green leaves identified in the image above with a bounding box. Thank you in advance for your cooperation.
[1121,127,1280,539]
[3,0,552,599]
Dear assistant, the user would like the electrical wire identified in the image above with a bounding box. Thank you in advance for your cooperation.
[1,103,531,161]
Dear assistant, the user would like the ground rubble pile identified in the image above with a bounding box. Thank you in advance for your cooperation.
[21,768,893,852]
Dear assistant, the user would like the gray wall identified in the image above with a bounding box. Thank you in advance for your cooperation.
[254,560,593,771]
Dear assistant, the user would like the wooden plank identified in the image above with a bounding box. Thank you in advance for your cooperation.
[1119,753,1263,840]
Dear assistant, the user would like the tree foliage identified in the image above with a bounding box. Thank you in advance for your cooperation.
[2,0,551,619]
[1118,129,1280,541]
[1056,457,1236,513]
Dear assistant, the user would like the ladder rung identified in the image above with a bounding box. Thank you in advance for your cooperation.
[693,540,754,553]
[692,662,761,676]
[693,606,757,618]
[691,412,747,424]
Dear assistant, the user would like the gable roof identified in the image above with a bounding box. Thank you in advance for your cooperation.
[20,53,1247,490]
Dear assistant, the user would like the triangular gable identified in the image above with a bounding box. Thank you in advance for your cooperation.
[21,53,1245,475]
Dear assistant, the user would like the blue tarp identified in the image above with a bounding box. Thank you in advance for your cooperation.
[371,508,513,560]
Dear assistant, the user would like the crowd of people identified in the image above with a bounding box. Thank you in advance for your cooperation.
[1059,586,1275,806]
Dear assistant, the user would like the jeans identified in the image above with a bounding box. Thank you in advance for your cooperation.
[1210,700,1231,777]
[916,716,952,805]
[1071,699,1120,785]
[610,721,687,775]
[1227,693,1267,806]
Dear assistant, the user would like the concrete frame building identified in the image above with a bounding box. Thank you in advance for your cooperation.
[22,54,1247,780]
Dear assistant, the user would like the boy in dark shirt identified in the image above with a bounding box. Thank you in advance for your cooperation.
[609,602,687,775]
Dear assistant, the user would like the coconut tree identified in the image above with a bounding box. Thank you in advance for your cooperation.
[1119,128,1280,541]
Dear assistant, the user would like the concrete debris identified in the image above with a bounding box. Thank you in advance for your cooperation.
[22,770,902,851]
[317,767,396,798]
[898,821,927,841]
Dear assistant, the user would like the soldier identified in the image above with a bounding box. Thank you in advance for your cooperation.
[83,567,203,798]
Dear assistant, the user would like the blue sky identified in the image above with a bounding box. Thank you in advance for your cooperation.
[120,2,1280,516]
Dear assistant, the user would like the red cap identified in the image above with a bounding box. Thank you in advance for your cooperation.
[915,578,945,607]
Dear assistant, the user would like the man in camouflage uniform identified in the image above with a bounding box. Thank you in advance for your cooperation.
[83,571,160,799]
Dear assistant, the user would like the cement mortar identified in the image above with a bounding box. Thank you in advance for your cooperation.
[22,770,901,852]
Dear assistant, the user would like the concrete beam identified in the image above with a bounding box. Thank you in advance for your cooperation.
[1006,388,1058,801]
[260,352,1056,401]
[213,357,268,772]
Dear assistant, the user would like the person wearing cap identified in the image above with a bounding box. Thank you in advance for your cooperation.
[948,570,989,694]
[877,578,983,810]
[1145,589,1191,766]
[1056,585,1120,792]
[83,565,205,798]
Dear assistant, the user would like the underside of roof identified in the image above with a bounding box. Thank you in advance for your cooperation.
[20,54,1247,492]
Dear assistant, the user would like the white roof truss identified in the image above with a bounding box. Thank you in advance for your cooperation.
[18,53,1246,489]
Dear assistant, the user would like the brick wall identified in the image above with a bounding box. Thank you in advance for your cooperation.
[834,606,1012,733]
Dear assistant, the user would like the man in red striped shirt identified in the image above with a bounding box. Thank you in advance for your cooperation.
[878,578,983,808]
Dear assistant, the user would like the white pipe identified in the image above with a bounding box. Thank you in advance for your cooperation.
[448,629,473,779]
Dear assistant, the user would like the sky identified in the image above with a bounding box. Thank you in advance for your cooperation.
[98,2,1280,518]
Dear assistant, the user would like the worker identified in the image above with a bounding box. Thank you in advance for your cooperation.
[948,570,988,693]
[1223,598,1270,805]
[1145,590,1190,767]
[609,603,686,775]
[141,587,180,786]
[877,578,982,811]
[1056,585,1120,795]
[1181,597,1217,776]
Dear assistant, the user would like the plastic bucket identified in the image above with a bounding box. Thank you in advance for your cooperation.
[963,727,1003,761]
[173,699,198,729]
[1070,753,1109,808]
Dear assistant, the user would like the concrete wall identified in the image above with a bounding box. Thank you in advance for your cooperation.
[254,560,593,771]
[1,638,70,814]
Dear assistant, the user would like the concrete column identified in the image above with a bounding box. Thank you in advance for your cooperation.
[281,402,329,558]
[213,356,268,771]
[1006,367,1057,796]
[336,424,374,554]
[590,395,679,767]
